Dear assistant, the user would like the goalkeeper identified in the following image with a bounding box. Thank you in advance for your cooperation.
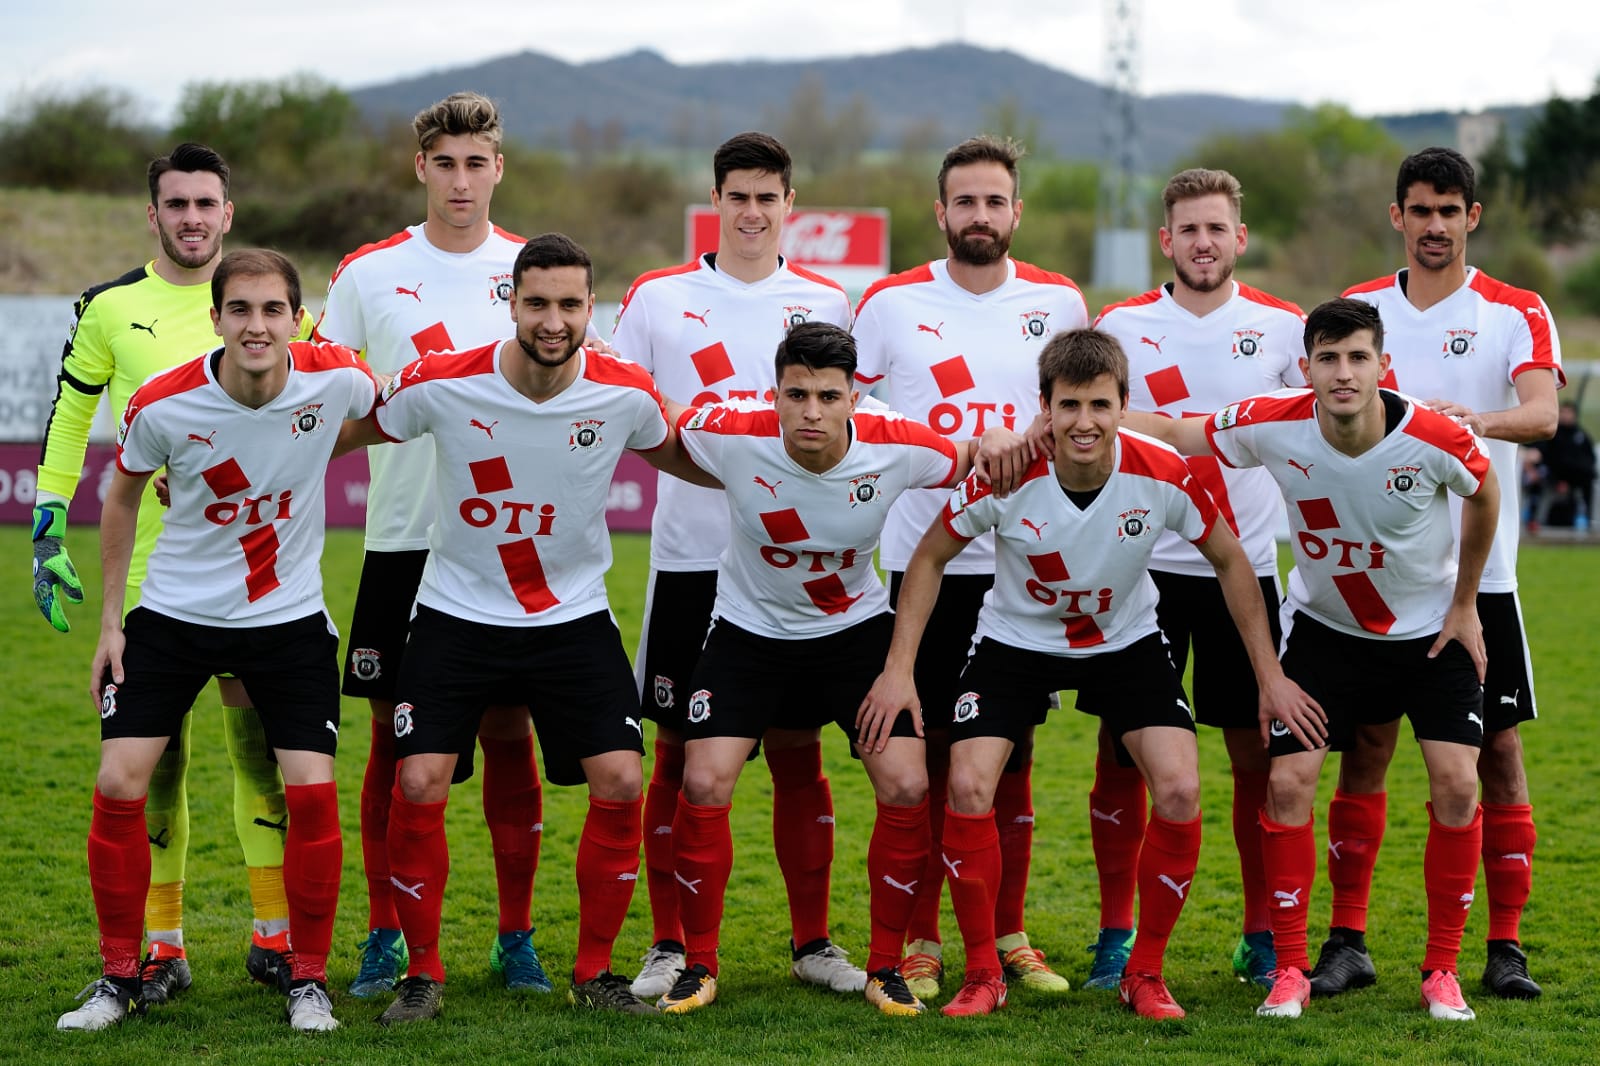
[35,143,299,1006]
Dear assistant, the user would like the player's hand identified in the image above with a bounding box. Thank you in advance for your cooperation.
[1431,601,1486,683]
[1426,398,1485,437]
[587,336,620,358]
[31,501,84,633]
[153,473,171,508]
[856,669,922,753]
[1257,669,1327,751]
[90,626,127,712]
[972,427,1028,496]
[1024,409,1055,461]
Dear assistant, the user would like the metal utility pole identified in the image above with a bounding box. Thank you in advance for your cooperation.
[1092,0,1150,292]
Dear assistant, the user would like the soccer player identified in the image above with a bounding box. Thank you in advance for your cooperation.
[1092,168,1307,989]
[58,249,378,1033]
[34,143,294,1005]
[850,134,1089,998]
[1310,147,1561,1000]
[342,233,712,1023]
[657,322,1021,1017]
[1145,297,1498,1021]
[610,132,861,999]
[314,92,551,997]
[865,328,1317,1019]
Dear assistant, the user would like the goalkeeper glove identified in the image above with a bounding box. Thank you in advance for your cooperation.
[32,500,84,633]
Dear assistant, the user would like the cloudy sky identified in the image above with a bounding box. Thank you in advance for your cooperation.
[4,0,1596,124]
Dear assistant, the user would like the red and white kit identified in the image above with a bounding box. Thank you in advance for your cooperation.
[943,434,1218,655]
[1097,281,1304,576]
[116,342,378,625]
[611,255,852,571]
[316,223,526,551]
[374,344,670,625]
[1345,268,1563,592]
[853,258,1088,574]
[675,403,957,637]
[1204,389,1491,638]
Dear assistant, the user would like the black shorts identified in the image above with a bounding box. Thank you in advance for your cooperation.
[1273,612,1484,757]
[342,549,428,700]
[100,607,341,758]
[634,569,718,726]
[1479,591,1536,732]
[952,633,1194,766]
[683,612,917,749]
[393,605,644,787]
[1152,569,1283,731]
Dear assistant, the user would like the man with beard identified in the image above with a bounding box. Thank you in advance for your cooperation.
[339,233,716,1023]
[1091,168,1307,991]
[851,135,1089,1006]
[34,143,295,1006]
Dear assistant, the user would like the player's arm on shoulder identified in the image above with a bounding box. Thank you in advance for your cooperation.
[1122,409,1210,455]
[1434,461,1500,679]
[92,466,152,708]
[966,425,1029,495]
[637,401,722,489]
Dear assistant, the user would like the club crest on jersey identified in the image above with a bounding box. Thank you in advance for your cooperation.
[1385,464,1422,495]
[1116,507,1153,542]
[653,675,675,709]
[569,419,605,450]
[1441,328,1477,359]
[687,689,712,724]
[394,702,416,738]
[1019,310,1050,340]
[489,272,514,306]
[350,647,382,681]
[100,683,118,720]
[290,403,326,439]
[782,305,813,331]
[953,691,981,723]
[848,472,883,507]
[1232,329,1264,358]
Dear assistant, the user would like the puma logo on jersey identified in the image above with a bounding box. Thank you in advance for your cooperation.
[753,476,782,498]
[395,283,423,301]
[390,877,424,900]
[675,871,703,895]
[1020,518,1047,540]
[1140,335,1165,353]
[1158,874,1191,900]
[130,319,158,337]
[1526,306,1545,319]
[471,418,498,438]
[187,430,217,448]
[882,874,919,895]
[917,321,944,339]
[1501,852,1530,866]
[941,853,964,879]
[1091,808,1123,825]
[1287,458,1314,479]
[1274,888,1303,908]
[683,308,710,327]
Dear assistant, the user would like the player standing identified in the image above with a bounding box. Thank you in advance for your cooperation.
[1309,148,1560,1001]
[34,143,293,1004]
[610,132,862,999]
[1092,168,1306,989]
[314,92,551,997]
[850,135,1088,998]
[58,250,378,1032]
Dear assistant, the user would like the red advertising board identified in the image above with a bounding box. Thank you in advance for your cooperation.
[685,207,889,294]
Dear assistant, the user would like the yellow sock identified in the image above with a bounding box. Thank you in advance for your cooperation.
[147,881,185,936]
[248,865,290,926]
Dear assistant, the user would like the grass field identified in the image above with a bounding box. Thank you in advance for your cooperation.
[5,526,1598,1064]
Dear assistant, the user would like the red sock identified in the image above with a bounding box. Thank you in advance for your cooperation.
[867,798,930,972]
[1422,803,1482,974]
[941,806,1002,981]
[1233,767,1271,934]
[1326,789,1386,932]
[993,759,1034,937]
[386,783,449,982]
[1259,810,1316,972]
[1089,755,1146,930]
[284,782,341,982]
[765,743,834,947]
[1126,812,1202,978]
[480,734,542,934]
[88,789,148,979]
[1481,802,1536,943]
[360,718,400,930]
[673,796,732,976]
[642,737,686,946]
[905,746,949,945]
[573,795,642,984]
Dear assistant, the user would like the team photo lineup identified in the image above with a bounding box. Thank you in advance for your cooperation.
[31,88,1564,1035]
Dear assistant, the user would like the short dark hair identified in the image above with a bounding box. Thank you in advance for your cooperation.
[1396,146,1476,208]
[1304,297,1384,356]
[938,134,1025,201]
[513,233,592,294]
[211,249,301,313]
[714,132,792,193]
[148,142,230,205]
[1037,329,1128,403]
[774,321,856,382]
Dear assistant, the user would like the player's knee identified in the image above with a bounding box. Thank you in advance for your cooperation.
[1149,773,1200,822]
[587,756,643,802]
[95,762,149,802]
[681,762,735,806]
[396,757,451,804]
[1265,761,1319,823]
[946,764,998,815]
[871,760,928,807]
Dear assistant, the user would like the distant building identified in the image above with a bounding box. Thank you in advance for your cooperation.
[1456,113,1504,172]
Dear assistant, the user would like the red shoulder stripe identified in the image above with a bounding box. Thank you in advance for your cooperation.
[583,349,663,396]
[1094,288,1163,327]
[677,404,780,438]
[328,229,413,285]
[1341,274,1395,298]
[1237,283,1305,318]
[395,342,498,387]
[787,262,846,293]
[1401,405,1492,484]
[1468,271,1564,386]
[618,259,703,316]
[289,340,364,373]
[854,262,936,316]
[1012,260,1083,292]
[128,354,210,411]
[491,223,528,245]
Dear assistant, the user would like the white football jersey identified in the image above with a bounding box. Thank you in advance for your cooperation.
[944,432,1217,656]
[610,254,853,571]
[1204,389,1491,639]
[676,404,957,639]
[853,258,1089,574]
[1345,268,1564,592]
[1096,281,1304,577]
[315,223,527,552]
[375,344,669,627]
[116,342,379,626]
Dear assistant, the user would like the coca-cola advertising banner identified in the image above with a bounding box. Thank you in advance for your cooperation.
[686,207,890,296]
